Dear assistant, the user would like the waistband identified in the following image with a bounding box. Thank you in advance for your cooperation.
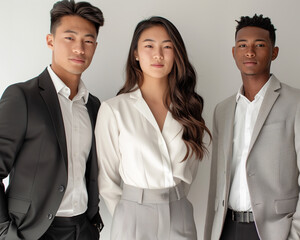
[52,212,87,226]
[121,182,186,204]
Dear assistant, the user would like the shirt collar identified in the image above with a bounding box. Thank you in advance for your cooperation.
[235,74,273,103]
[47,65,89,104]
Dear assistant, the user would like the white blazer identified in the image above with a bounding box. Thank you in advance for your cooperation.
[95,88,199,215]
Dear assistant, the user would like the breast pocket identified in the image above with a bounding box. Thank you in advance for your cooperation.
[8,197,31,227]
[275,196,298,215]
[262,121,286,133]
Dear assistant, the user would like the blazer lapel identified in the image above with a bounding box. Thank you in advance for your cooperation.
[247,76,281,156]
[130,89,182,140]
[86,97,96,130]
[38,69,68,169]
[130,89,161,132]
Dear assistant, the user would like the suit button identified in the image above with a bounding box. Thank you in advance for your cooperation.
[47,214,53,220]
[58,185,65,192]
[222,200,225,206]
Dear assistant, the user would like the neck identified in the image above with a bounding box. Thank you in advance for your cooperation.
[241,73,270,101]
[140,77,169,104]
[50,65,81,100]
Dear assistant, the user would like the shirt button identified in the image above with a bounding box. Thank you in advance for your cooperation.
[47,214,53,220]
[58,185,65,192]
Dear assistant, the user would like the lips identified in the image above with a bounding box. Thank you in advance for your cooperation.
[69,57,85,64]
[151,64,164,68]
[243,61,257,66]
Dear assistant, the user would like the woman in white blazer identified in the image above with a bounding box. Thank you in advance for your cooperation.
[95,16,211,240]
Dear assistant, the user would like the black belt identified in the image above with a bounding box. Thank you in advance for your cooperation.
[52,212,86,226]
[228,209,254,223]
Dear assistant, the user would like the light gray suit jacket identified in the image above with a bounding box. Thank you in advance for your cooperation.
[205,75,300,240]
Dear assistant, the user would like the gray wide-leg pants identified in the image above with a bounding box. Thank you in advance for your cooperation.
[111,182,197,240]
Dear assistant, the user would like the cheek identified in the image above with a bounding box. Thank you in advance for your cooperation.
[138,61,148,73]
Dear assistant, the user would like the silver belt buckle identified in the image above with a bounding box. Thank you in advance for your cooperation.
[244,211,250,223]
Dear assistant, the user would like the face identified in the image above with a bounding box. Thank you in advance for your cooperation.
[232,26,278,79]
[135,26,175,82]
[46,15,98,81]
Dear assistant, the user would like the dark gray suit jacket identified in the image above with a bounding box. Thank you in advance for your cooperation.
[0,69,103,240]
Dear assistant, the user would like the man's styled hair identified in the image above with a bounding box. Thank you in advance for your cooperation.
[235,14,276,46]
[50,0,104,35]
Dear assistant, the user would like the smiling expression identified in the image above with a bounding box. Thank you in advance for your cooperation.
[232,26,278,79]
[135,26,175,82]
[46,15,98,81]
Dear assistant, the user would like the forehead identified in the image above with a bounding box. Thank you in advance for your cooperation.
[139,25,170,42]
[236,26,270,42]
[55,15,97,36]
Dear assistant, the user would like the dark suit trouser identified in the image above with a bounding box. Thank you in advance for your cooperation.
[220,210,260,240]
[39,213,99,240]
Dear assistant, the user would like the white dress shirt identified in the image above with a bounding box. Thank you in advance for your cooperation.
[95,88,199,215]
[228,77,272,211]
[47,66,92,217]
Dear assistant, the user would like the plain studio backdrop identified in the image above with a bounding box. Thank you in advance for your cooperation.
[1,0,299,239]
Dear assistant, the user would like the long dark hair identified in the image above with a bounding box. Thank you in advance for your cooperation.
[118,16,211,161]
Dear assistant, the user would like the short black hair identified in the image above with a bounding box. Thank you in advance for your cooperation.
[50,0,104,35]
[235,14,276,45]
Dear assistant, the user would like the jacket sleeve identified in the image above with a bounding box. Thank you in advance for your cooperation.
[288,103,300,239]
[95,102,122,216]
[204,105,219,240]
[0,85,27,238]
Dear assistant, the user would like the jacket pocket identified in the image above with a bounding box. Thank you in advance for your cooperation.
[8,198,31,227]
[275,196,298,214]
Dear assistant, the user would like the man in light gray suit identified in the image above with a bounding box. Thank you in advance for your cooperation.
[205,14,300,240]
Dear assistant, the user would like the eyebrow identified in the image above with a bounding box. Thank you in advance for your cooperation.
[237,38,267,43]
[64,30,96,39]
[142,38,172,43]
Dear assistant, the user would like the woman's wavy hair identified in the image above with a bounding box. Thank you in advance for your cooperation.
[118,16,211,161]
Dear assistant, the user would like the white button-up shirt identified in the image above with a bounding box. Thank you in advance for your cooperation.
[47,66,92,217]
[229,77,271,211]
[95,88,199,215]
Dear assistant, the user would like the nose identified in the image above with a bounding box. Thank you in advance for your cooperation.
[246,46,255,58]
[73,41,85,55]
[153,48,163,60]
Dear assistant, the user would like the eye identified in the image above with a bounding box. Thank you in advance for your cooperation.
[145,45,153,48]
[256,44,265,47]
[65,37,73,40]
[238,44,246,48]
[85,40,94,44]
[164,45,172,49]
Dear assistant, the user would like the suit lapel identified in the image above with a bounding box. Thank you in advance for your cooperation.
[38,69,68,169]
[247,76,281,156]
[130,88,182,140]
[130,89,161,132]
[86,97,96,130]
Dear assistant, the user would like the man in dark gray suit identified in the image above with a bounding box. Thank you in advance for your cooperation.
[0,1,104,239]
[205,14,300,240]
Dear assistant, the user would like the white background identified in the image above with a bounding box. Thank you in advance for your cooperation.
[1,0,300,239]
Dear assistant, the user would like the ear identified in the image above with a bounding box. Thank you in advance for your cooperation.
[232,46,235,58]
[271,46,279,61]
[134,50,139,60]
[46,34,54,50]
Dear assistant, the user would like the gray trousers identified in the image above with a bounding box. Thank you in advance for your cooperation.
[111,182,197,240]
